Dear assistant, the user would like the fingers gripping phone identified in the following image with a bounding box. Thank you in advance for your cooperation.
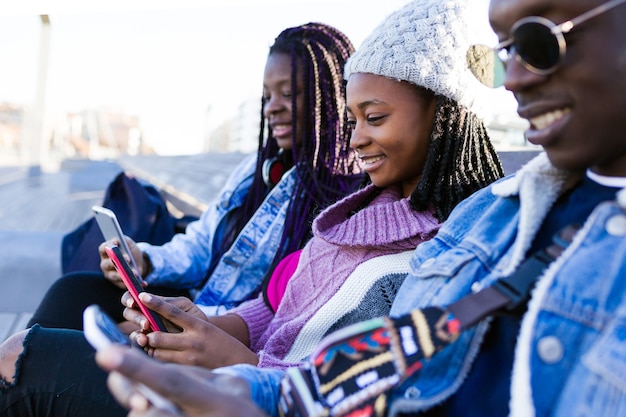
[105,245,168,333]
[92,205,141,276]
[83,304,178,413]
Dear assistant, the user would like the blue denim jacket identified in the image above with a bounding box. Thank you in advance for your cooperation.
[387,153,626,417]
[138,154,296,312]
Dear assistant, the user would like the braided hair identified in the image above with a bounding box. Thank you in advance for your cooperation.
[222,22,361,272]
[410,95,504,221]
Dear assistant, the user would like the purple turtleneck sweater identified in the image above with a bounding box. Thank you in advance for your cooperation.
[229,184,441,369]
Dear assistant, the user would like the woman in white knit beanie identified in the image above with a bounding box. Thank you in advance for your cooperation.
[344,0,501,222]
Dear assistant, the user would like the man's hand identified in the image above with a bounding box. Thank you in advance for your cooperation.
[96,345,268,417]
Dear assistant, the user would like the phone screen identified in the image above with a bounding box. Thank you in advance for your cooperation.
[92,205,140,275]
[83,304,131,349]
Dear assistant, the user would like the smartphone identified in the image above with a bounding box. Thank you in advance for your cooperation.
[83,304,178,413]
[105,245,168,333]
[92,205,140,275]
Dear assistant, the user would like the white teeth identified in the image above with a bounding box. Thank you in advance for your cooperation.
[530,108,571,130]
[271,124,290,137]
[360,155,385,165]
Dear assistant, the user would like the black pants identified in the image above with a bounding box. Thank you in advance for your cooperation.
[27,272,191,330]
[0,325,126,417]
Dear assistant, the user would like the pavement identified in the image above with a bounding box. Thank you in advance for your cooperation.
[0,153,249,341]
[0,149,539,342]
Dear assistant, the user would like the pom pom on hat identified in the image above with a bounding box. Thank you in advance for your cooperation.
[345,0,482,111]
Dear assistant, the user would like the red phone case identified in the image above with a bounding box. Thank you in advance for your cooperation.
[105,245,168,332]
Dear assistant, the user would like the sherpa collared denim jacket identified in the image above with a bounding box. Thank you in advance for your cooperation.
[387,152,626,417]
[138,153,296,313]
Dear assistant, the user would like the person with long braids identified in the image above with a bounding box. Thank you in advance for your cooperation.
[24,22,363,332]
[0,3,504,415]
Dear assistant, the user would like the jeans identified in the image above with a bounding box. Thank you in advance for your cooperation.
[0,325,126,417]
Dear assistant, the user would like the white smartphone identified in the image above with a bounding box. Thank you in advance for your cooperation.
[92,205,140,275]
[83,304,178,413]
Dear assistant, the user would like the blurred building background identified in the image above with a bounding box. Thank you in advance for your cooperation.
[0,2,535,172]
[0,95,531,170]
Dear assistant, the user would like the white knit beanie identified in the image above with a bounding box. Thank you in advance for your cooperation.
[345,0,480,111]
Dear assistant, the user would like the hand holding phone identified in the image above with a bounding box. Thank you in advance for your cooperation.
[105,245,168,333]
[92,205,141,276]
[83,304,178,413]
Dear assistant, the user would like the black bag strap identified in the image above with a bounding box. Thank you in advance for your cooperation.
[447,223,580,329]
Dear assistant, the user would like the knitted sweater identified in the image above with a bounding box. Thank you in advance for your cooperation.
[229,184,441,369]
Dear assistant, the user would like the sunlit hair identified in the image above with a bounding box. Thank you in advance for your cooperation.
[410,94,504,221]
[218,22,362,278]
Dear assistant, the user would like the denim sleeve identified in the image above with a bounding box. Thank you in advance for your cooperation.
[138,154,257,288]
[213,364,284,417]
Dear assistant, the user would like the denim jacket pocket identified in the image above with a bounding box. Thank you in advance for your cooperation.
[412,248,478,280]
[394,248,488,314]
[576,314,626,415]
[583,314,626,393]
[413,247,495,296]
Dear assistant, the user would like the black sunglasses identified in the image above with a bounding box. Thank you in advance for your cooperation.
[467,0,626,88]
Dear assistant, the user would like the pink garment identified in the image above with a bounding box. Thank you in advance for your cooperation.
[265,250,302,312]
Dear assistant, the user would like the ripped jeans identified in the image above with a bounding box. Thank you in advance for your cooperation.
[0,325,126,416]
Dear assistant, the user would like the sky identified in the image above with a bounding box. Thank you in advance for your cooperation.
[0,0,518,155]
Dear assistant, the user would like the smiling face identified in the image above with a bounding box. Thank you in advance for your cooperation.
[262,52,306,151]
[346,73,436,198]
[490,0,626,176]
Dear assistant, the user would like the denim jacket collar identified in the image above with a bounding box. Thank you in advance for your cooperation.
[491,152,584,276]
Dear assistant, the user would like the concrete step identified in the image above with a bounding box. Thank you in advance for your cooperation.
[0,312,32,342]
[0,154,248,342]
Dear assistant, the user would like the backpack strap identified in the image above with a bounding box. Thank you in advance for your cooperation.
[448,223,580,329]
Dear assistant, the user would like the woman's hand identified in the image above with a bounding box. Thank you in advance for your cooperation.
[96,345,268,417]
[122,292,258,369]
[121,292,207,333]
[99,237,146,289]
